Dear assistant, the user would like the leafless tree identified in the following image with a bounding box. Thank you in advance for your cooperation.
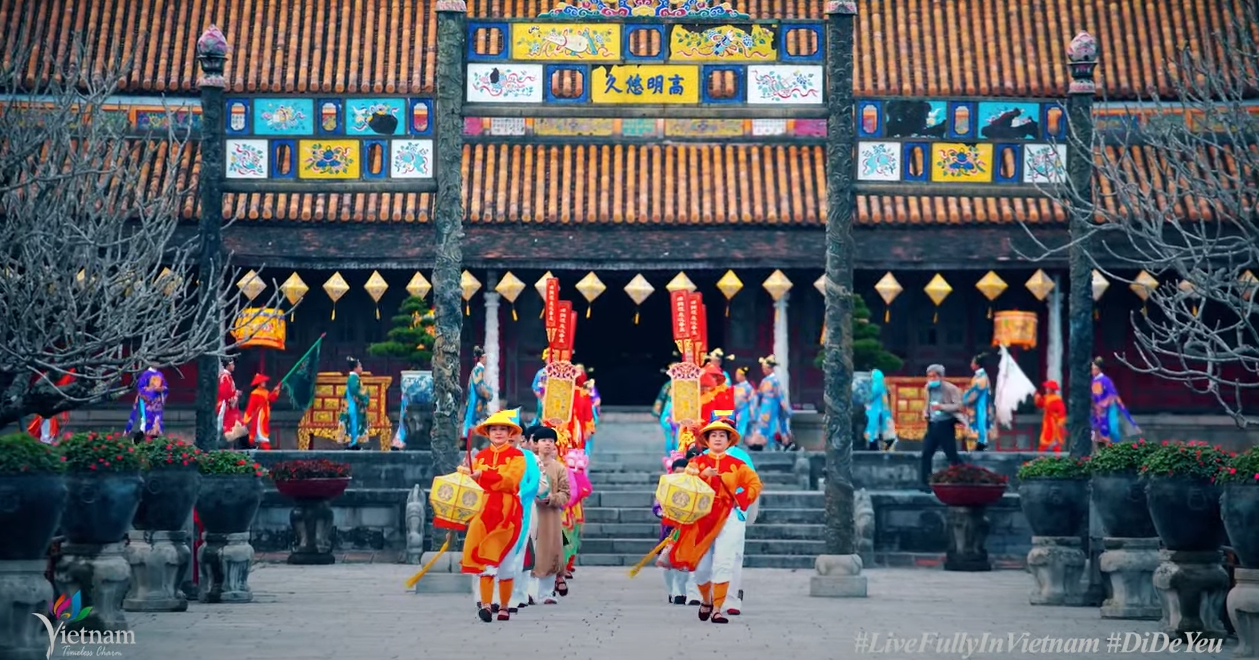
[1025,4,1259,426]
[0,31,279,429]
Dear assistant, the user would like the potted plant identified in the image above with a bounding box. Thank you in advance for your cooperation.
[0,434,68,560]
[929,463,1009,507]
[1086,439,1158,538]
[367,295,435,450]
[59,432,144,544]
[133,436,202,531]
[1219,448,1259,568]
[195,451,265,604]
[1140,441,1229,552]
[1017,456,1090,537]
[270,459,353,565]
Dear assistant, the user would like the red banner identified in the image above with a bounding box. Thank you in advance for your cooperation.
[671,290,690,341]
[696,300,708,365]
[553,301,575,352]
[545,277,560,346]
[565,302,577,352]
[687,292,703,365]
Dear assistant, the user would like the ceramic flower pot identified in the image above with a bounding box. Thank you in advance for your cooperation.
[1222,483,1259,568]
[1145,476,1224,552]
[931,483,1006,507]
[134,468,201,531]
[1019,478,1088,537]
[0,473,68,559]
[61,472,143,544]
[1090,472,1157,538]
[196,475,262,535]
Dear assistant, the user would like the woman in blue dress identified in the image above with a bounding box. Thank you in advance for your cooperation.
[462,346,493,442]
[732,367,758,440]
[339,357,370,449]
[963,353,995,451]
[864,369,896,451]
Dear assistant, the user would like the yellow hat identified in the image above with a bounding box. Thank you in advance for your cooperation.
[472,409,523,438]
[698,418,740,445]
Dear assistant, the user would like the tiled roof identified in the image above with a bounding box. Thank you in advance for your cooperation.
[2,0,437,94]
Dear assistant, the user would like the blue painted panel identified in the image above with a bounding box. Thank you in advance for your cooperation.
[315,98,342,135]
[544,65,592,104]
[977,101,1042,140]
[779,24,824,62]
[362,140,388,180]
[946,101,978,140]
[270,139,297,179]
[993,143,1023,183]
[345,98,406,136]
[700,65,745,104]
[467,22,511,61]
[623,24,667,63]
[901,141,930,182]
[252,98,315,136]
[225,99,251,134]
[857,100,882,137]
[408,98,434,135]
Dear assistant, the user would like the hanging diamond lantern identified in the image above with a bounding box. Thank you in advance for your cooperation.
[462,271,481,315]
[237,269,266,302]
[279,272,308,319]
[1091,270,1110,301]
[762,270,793,301]
[1130,270,1158,301]
[535,271,556,318]
[406,272,431,299]
[716,270,743,316]
[323,272,350,320]
[874,272,903,322]
[666,272,696,293]
[975,271,1008,319]
[365,270,389,319]
[924,273,952,323]
[1025,269,1055,301]
[1239,270,1257,302]
[623,274,654,325]
[575,271,606,318]
[496,271,526,321]
[157,267,183,297]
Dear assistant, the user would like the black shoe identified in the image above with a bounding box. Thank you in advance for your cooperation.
[883,438,897,451]
[673,595,686,605]
[509,607,518,614]
[737,589,743,600]
[478,607,493,623]
[688,599,701,606]
[491,603,500,613]
[974,444,987,452]
[868,442,879,451]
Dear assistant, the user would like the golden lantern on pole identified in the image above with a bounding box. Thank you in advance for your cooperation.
[575,271,606,318]
[924,273,952,324]
[461,270,481,315]
[974,271,1007,319]
[364,270,389,319]
[279,272,308,319]
[1130,270,1158,314]
[874,272,903,322]
[495,271,526,321]
[535,271,555,318]
[624,274,654,325]
[322,272,349,320]
[237,269,266,302]
[762,270,792,301]
[406,271,432,299]
[1025,269,1055,302]
[666,272,696,293]
[716,270,743,316]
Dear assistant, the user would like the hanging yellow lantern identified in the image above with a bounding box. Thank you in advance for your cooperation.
[975,271,1007,319]
[1130,270,1158,315]
[230,307,287,349]
[323,272,350,320]
[495,271,526,321]
[623,274,654,325]
[815,275,827,345]
[992,310,1038,349]
[874,272,903,322]
[1239,270,1257,302]
[237,269,266,302]
[575,271,606,318]
[1179,278,1201,316]
[655,471,715,526]
[461,270,481,315]
[716,270,743,316]
[1025,269,1055,302]
[406,272,432,299]
[279,272,308,320]
[924,273,952,324]
[535,271,555,318]
[157,267,183,297]
[364,270,389,320]
[762,270,792,301]
[666,272,696,293]
[1091,270,1109,319]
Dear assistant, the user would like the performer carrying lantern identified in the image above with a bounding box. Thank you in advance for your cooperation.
[666,416,762,625]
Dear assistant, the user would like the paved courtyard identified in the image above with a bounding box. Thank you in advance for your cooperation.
[118,564,1236,660]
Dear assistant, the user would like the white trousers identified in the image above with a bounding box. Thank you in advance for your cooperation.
[511,505,539,606]
[663,568,689,598]
[471,541,522,604]
[695,515,746,587]
[726,521,747,609]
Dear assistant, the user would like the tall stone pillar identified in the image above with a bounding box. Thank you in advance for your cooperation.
[773,293,791,405]
[1047,274,1064,387]
[429,0,469,476]
[1064,32,1097,459]
[194,26,229,451]
[484,290,502,414]
[810,0,865,599]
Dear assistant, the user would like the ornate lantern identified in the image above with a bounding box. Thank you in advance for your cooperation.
[461,270,481,315]
[992,310,1038,349]
[1239,270,1257,302]
[535,271,555,318]
[157,267,183,297]
[716,270,743,316]
[762,270,792,301]
[406,272,432,299]
[975,271,1007,319]
[655,471,715,526]
[323,272,349,320]
[364,270,389,319]
[1130,270,1158,314]
[575,271,606,318]
[666,272,696,293]
[231,307,287,350]
[280,272,308,318]
[1025,269,1055,302]
[924,273,952,323]
[237,269,266,302]
[1091,270,1109,319]
[429,472,486,530]
[495,271,526,321]
[624,274,654,324]
[874,272,903,321]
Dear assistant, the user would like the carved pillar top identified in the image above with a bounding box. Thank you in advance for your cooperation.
[435,0,468,12]
[825,0,857,15]
[1067,32,1099,95]
[196,25,229,88]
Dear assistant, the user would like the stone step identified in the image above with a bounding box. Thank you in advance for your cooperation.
[586,490,823,509]
[576,553,817,569]
[583,507,824,525]
[580,537,824,556]
[580,522,828,541]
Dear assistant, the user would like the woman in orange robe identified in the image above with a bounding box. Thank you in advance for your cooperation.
[1035,380,1067,452]
[667,417,762,625]
[242,374,280,450]
[459,410,527,622]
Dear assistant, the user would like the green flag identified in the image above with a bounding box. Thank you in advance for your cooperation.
[281,336,323,412]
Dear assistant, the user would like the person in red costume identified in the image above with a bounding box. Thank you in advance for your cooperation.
[217,358,246,444]
[242,374,280,450]
[26,371,75,444]
[562,372,596,454]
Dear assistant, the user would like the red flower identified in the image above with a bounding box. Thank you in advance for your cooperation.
[116,455,123,460]
[1163,440,1170,446]
[1230,468,1238,474]
[88,464,97,470]
[237,459,247,466]
[60,456,67,462]
[128,447,135,453]
[182,460,189,466]
[102,461,110,467]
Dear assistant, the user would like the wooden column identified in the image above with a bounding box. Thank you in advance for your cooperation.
[773,293,791,406]
[1065,33,1098,459]
[194,27,228,452]
[430,1,468,475]
[484,271,501,414]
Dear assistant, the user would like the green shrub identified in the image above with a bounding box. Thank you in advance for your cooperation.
[136,436,202,470]
[1018,456,1089,480]
[197,451,266,477]
[1217,448,1259,485]
[0,433,66,474]
[1139,441,1230,482]
[1085,439,1157,474]
[59,432,143,473]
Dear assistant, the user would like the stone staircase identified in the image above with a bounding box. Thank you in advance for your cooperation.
[579,410,824,569]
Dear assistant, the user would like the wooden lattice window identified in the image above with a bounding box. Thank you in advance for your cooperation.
[784,28,818,58]
[473,27,505,56]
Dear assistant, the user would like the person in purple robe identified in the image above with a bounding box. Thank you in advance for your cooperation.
[125,366,168,437]
[1090,358,1140,445]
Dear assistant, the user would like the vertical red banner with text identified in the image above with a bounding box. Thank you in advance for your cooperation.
[671,290,690,356]
[545,277,560,350]
[686,293,703,365]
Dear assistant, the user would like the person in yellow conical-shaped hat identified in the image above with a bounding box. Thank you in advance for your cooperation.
[667,416,762,625]
[459,409,527,623]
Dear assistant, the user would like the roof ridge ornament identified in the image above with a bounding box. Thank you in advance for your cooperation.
[1067,32,1098,94]
[539,0,749,19]
[825,0,857,15]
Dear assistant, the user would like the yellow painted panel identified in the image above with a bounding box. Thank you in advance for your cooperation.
[511,23,621,61]
[590,65,700,104]
[930,143,995,183]
[668,24,777,62]
[298,140,361,179]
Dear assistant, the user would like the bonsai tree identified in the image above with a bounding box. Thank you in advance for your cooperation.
[1018,456,1089,480]
[367,296,436,368]
[815,293,904,373]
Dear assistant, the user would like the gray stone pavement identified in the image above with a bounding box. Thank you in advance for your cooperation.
[118,565,1235,660]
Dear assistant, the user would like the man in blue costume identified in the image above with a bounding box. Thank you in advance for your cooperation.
[703,410,757,615]
[507,412,541,612]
